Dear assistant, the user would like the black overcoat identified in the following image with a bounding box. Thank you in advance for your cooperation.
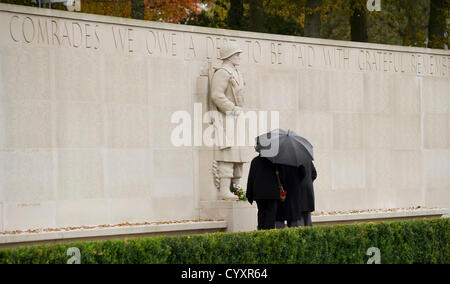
[276,161,317,221]
[246,156,283,204]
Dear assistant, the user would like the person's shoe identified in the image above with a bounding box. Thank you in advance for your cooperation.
[275,221,286,229]
[218,178,238,201]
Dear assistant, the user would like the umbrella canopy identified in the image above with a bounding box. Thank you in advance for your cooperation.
[256,129,313,167]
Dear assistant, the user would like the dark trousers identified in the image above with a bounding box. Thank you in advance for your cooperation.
[255,199,278,230]
[299,212,313,227]
[275,212,313,229]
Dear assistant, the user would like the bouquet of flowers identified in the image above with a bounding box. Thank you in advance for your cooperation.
[230,182,247,201]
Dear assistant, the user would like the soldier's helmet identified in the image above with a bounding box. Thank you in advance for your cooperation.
[219,41,243,60]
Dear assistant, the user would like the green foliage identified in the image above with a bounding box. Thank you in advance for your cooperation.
[263,0,304,36]
[0,0,34,6]
[0,0,67,10]
[184,0,229,28]
[0,219,448,264]
[230,182,247,201]
[193,0,447,49]
[81,0,131,18]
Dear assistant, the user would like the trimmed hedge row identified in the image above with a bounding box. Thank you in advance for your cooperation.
[0,218,448,264]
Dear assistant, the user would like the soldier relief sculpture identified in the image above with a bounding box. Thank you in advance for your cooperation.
[208,41,250,201]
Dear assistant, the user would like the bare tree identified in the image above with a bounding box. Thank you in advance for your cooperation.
[249,0,264,32]
[228,0,244,29]
[428,0,448,49]
[305,0,322,38]
[131,0,145,20]
[350,0,368,42]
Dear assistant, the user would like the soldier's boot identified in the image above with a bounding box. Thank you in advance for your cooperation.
[219,178,238,201]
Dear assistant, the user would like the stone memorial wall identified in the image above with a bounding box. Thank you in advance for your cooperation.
[0,4,449,231]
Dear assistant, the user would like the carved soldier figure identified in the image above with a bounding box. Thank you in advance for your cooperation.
[209,41,249,200]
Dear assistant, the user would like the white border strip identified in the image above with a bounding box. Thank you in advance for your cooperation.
[0,220,227,245]
[312,208,448,223]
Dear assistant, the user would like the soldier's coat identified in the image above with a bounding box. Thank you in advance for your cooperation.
[210,61,250,163]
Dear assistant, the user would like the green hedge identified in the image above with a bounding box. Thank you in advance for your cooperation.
[0,218,448,264]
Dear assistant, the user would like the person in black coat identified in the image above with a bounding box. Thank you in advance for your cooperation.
[246,155,283,230]
[276,161,317,228]
[275,164,306,228]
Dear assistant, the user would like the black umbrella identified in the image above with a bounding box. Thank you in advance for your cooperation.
[256,129,313,167]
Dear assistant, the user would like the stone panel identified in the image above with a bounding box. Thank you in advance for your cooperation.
[298,111,333,150]
[240,64,261,109]
[424,150,450,208]
[56,199,108,228]
[0,46,51,101]
[197,149,217,202]
[331,150,365,191]
[364,73,394,114]
[152,149,194,198]
[4,201,55,231]
[105,53,148,105]
[103,149,152,199]
[0,150,54,202]
[108,198,153,224]
[333,113,363,150]
[278,110,297,133]
[0,202,3,231]
[260,68,297,111]
[423,77,449,114]
[329,71,364,113]
[365,150,394,190]
[363,114,393,150]
[392,115,421,150]
[0,101,51,149]
[148,57,191,108]
[150,105,193,149]
[150,197,198,222]
[316,189,369,212]
[364,150,396,209]
[424,114,450,149]
[392,150,423,192]
[298,70,330,112]
[314,150,332,191]
[54,49,102,102]
[105,104,150,148]
[56,149,104,200]
[393,76,421,115]
[56,102,103,148]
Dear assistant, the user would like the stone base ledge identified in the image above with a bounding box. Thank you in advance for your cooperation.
[0,220,227,249]
[200,201,258,233]
[311,208,448,226]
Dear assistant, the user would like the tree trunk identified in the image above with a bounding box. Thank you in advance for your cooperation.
[304,0,322,38]
[403,11,417,46]
[228,0,244,29]
[428,0,447,49]
[249,0,264,32]
[131,0,145,20]
[350,0,368,42]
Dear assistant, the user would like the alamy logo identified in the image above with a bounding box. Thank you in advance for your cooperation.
[366,247,381,264]
[170,103,281,157]
[367,0,381,12]
[67,247,81,264]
